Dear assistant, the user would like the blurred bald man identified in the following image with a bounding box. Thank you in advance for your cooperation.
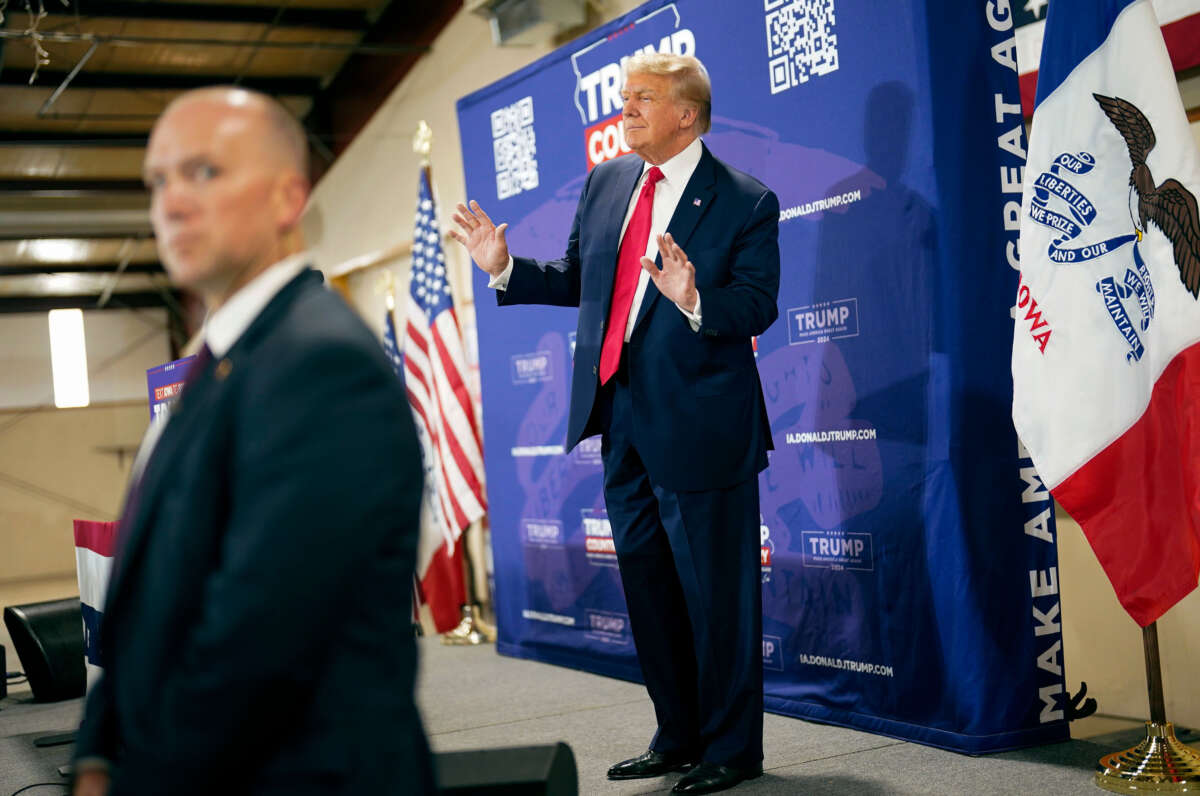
[71,88,434,796]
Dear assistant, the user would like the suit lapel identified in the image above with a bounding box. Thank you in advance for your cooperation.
[105,358,217,604]
[597,156,647,319]
[104,268,321,610]
[633,144,718,330]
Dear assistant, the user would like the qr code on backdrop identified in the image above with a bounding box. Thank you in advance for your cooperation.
[490,96,539,200]
[766,0,839,95]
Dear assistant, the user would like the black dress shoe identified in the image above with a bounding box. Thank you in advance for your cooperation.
[671,762,762,794]
[607,750,696,780]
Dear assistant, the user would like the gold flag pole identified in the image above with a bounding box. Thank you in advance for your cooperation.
[1094,620,1200,792]
[381,269,396,313]
[413,120,496,646]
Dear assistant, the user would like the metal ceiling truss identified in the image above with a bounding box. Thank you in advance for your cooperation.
[0,0,462,320]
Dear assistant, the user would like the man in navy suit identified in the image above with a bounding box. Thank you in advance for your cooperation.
[71,88,434,796]
[452,53,779,795]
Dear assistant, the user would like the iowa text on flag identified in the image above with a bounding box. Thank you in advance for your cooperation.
[401,171,487,633]
[1013,0,1200,626]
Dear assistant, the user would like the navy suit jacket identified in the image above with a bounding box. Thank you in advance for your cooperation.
[74,269,434,795]
[502,145,780,491]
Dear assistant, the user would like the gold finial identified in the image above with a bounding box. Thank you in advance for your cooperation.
[413,120,432,166]
[378,269,396,311]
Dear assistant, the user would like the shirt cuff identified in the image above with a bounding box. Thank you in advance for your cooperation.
[676,293,701,332]
[488,257,515,290]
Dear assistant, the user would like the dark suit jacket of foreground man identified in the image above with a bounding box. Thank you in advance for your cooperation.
[74,268,434,795]
[501,144,780,768]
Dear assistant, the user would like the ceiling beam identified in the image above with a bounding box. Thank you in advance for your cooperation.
[0,179,147,193]
[0,230,151,242]
[309,0,462,166]
[0,28,429,54]
[0,291,175,313]
[2,69,323,97]
[0,264,163,276]
[0,133,147,147]
[65,1,373,31]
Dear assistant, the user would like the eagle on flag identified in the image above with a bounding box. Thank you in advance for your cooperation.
[1094,93,1200,297]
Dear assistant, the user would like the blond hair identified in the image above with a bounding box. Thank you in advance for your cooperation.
[624,52,711,134]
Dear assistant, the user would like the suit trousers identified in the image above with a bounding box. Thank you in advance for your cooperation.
[598,369,764,769]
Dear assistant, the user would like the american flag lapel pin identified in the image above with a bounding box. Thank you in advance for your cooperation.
[693,197,702,206]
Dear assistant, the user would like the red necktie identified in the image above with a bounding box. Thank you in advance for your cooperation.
[599,166,664,384]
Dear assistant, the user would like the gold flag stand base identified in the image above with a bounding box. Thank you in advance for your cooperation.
[1095,722,1200,793]
[441,604,497,646]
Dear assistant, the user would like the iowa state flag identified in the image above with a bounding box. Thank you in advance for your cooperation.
[1013,0,1200,626]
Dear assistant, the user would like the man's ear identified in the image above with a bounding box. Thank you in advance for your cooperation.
[678,103,698,131]
[275,171,310,231]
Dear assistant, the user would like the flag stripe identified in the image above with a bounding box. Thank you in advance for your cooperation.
[421,536,466,631]
[1053,342,1200,625]
[404,358,475,532]
[409,359,475,528]
[429,349,486,498]
[434,310,486,451]
[75,546,113,613]
[1160,12,1200,70]
[408,375,473,533]
[406,297,485,525]
[73,518,118,557]
[422,304,483,464]
[405,303,480,523]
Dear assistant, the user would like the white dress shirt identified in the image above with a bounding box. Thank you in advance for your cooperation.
[203,252,310,358]
[490,136,705,339]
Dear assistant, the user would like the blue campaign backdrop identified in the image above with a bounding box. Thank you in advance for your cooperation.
[456,0,1069,753]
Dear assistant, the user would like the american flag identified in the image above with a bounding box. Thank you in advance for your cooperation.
[401,169,487,633]
[383,307,427,626]
[382,308,404,376]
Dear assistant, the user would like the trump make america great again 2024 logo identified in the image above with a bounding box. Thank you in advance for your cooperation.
[1026,94,1200,363]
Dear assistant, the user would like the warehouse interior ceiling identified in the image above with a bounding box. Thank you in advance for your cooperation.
[0,0,461,338]
[1,2,1196,333]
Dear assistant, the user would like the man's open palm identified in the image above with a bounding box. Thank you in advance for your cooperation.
[450,200,510,277]
[643,232,699,311]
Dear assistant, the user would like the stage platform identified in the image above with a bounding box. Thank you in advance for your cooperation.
[1,635,1192,794]
[417,638,1187,794]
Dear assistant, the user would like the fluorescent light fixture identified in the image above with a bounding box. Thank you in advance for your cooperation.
[21,238,88,263]
[48,309,90,408]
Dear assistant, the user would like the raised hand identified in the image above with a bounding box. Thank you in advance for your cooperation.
[642,232,698,311]
[449,200,510,277]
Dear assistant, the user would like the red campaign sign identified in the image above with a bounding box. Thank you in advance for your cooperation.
[584,112,632,171]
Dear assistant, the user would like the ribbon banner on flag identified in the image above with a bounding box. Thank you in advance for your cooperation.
[400,170,488,633]
[1014,0,1200,626]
